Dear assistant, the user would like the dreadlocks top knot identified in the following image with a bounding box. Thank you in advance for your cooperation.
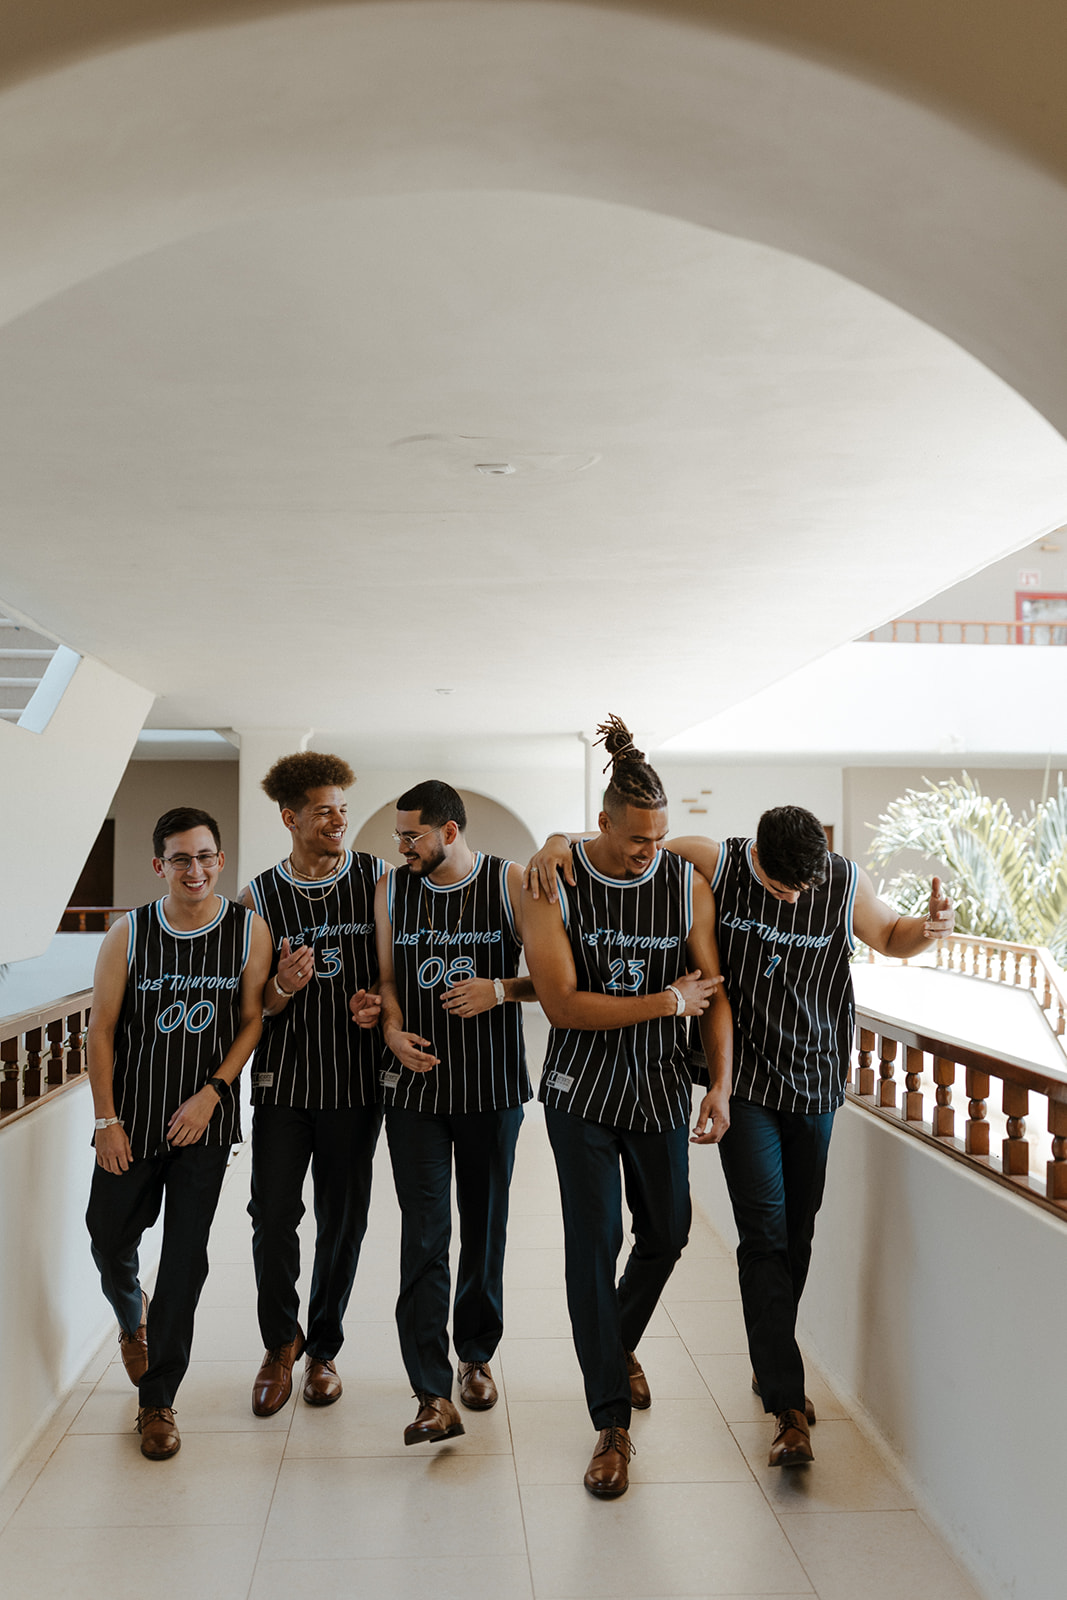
[594,715,666,817]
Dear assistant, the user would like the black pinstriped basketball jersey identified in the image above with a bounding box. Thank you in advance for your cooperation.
[114,898,252,1158]
[538,842,696,1133]
[382,853,530,1115]
[248,851,385,1109]
[711,838,858,1113]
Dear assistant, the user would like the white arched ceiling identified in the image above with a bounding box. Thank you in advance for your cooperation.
[1,1,1066,747]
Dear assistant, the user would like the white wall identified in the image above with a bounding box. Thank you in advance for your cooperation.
[689,1103,1067,1600]
[0,655,152,964]
[656,760,844,850]
[0,1080,161,1485]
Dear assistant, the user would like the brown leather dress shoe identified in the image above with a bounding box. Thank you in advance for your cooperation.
[137,1405,180,1460]
[583,1424,634,1498]
[251,1327,305,1417]
[303,1355,343,1406]
[458,1360,498,1410]
[769,1408,814,1466]
[751,1373,816,1426]
[403,1394,466,1446]
[119,1290,149,1388]
[626,1350,650,1410]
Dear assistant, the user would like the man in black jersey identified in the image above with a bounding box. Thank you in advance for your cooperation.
[87,807,271,1459]
[521,719,733,1499]
[374,779,536,1446]
[528,802,953,1472]
[241,752,385,1418]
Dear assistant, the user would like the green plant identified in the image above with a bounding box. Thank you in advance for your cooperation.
[867,774,1067,963]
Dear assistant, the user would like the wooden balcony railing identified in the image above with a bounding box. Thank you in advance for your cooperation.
[932,933,1067,1035]
[57,906,128,933]
[862,619,1067,644]
[849,1005,1067,1219]
[0,991,93,1128]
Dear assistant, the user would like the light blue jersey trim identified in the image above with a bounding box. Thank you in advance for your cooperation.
[276,850,352,888]
[386,866,396,921]
[240,905,254,970]
[844,858,859,952]
[683,859,695,938]
[156,896,228,938]
[500,860,520,943]
[575,839,660,888]
[248,877,266,916]
[557,881,570,932]
[710,842,727,893]
[125,908,137,968]
[422,851,484,892]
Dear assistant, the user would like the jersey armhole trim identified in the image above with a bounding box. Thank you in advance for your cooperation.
[500,860,519,942]
[126,907,137,968]
[845,859,859,953]
[248,877,265,916]
[710,843,727,893]
[683,859,695,938]
[386,867,396,921]
[240,904,254,970]
[557,880,570,932]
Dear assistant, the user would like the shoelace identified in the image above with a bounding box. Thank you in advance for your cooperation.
[601,1425,635,1459]
[136,1407,176,1432]
[776,1409,805,1433]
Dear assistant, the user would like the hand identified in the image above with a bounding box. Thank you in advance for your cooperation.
[670,969,723,1017]
[166,1089,215,1146]
[522,835,575,903]
[384,1028,440,1073]
[94,1121,133,1174]
[276,936,315,995]
[440,977,499,1018]
[691,1086,730,1145]
[924,875,955,939]
[349,989,382,1028]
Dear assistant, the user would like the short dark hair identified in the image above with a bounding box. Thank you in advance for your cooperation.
[396,779,467,832]
[261,751,355,813]
[153,807,222,858]
[755,806,829,890]
[595,714,667,819]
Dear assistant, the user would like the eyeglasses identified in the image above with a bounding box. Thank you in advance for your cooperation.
[162,851,220,869]
[392,829,435,848]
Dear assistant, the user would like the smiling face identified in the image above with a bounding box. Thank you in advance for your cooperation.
[284,785,348,860]
[598,803,669,879]
[152,824,223,907]
[394,808,450,877]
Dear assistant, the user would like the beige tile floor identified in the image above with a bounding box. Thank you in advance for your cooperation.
[0,1099,984,1600]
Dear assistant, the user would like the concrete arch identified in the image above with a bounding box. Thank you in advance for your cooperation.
[1,0,1066,432]
[352,789,538,866]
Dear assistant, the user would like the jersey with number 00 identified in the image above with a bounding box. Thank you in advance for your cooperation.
[538,842,696,1133]
[114,897,253,1158]
[384,854,530,1114]
[248,851,386,1109]
[709,837,858,1114]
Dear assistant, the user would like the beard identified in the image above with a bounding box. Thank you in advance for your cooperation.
[409,842,447,876]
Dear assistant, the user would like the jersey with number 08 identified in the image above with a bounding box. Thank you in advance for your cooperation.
[248,851,386,1109]
[114,897,253,1158]
[383,853,530,1115]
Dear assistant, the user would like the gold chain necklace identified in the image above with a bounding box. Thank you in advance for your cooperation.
[286,851,343,902]
[424,871,475,948]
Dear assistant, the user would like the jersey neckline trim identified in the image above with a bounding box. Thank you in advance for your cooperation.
[575,839,662,888]
[155,896,228,938]
[276,849,353,887]
[420,851,485,892]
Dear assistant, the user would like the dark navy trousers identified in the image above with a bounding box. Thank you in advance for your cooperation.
[86,1142,230,1408]
[249,1103,383,1359]
[717,1095,835,1417]
[385,1104,523,1399]
[545,1107,691,1430]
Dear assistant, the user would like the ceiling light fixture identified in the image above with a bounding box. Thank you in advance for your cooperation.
[475,462,515,475]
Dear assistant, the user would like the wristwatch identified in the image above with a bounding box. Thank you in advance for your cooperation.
[492,978,506,1006]
[94,1116,123,1130]
[206,1077,229,1098]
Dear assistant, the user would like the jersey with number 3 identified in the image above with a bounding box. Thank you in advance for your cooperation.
[248,852,385,1109]
[115,897,253,1157]
[710,837,858,1113]
[383,854,530,1114]
[538,842,696,1133]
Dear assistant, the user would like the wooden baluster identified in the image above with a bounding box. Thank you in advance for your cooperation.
[46,1018,65,1085]
[966,1067,990,1156]
[935,939,946,971]
[1002,1081,1030,1176]
[1042,968,1052,1011]
[1028,953,1037,992]
[856,1028,876,1097]
[878,1036,898,1109]
[1,1035,20,1113]
[903,1046,924,1122]
[66,1011,85,1078]
[932,1057,955,1137]
[1047,1100,1067,1201]
[998,947,1007,983]
[984,943,994,979]
[1013,950,1023,986]
[23,1026,42,1102]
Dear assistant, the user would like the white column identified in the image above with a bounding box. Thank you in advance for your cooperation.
[234,727,313,889]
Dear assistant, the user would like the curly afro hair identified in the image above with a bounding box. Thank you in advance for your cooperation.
[261,752,355,813]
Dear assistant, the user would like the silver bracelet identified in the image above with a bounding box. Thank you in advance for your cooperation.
[666,984,686,1016]
[274,973,294,998]
[493,977,506,1006]
[94,1116,123,1131]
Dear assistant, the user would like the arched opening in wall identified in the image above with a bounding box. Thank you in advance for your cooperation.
[353,791,537,870]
